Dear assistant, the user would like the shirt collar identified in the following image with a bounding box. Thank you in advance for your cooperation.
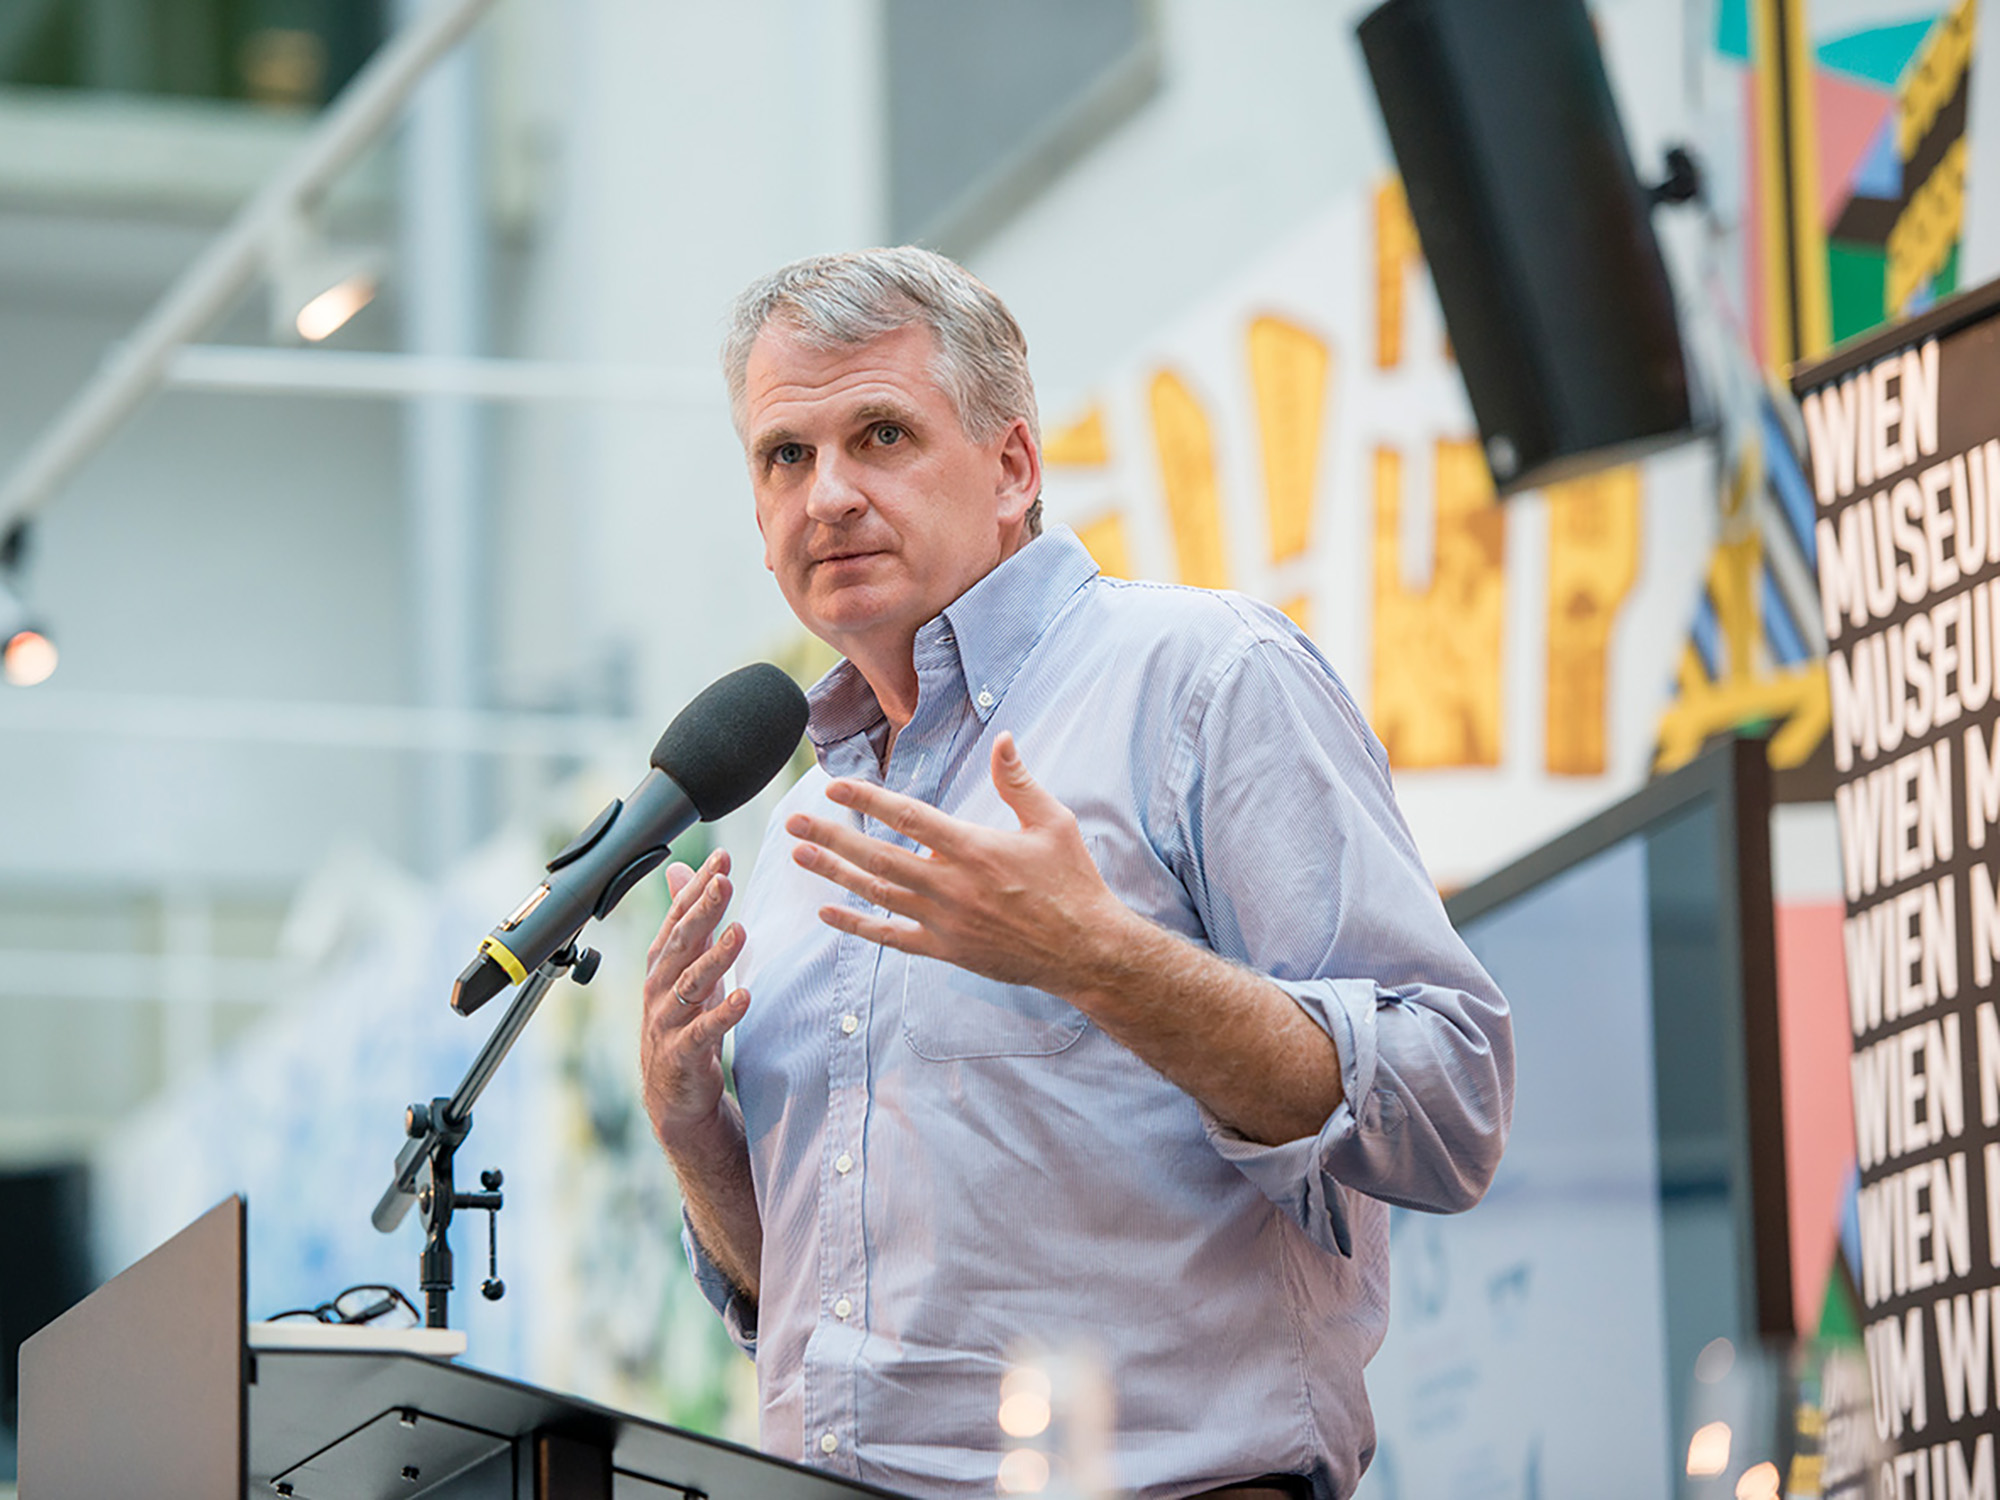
[803,526,1100,748]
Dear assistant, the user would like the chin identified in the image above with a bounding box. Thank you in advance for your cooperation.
[808,588,925,643]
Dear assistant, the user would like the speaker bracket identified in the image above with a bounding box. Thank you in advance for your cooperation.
[1647,144,1703,210]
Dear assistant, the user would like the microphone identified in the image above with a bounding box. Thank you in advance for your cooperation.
[450,662,808,1016]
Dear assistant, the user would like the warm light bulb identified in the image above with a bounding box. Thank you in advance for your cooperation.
[996,1448,1049,1494]
[296,274,377,342]
[1736,1461,1780,1500]
[999,1391,1051,1438]
[3,628,57,686]
[1686,1421,1732,1478]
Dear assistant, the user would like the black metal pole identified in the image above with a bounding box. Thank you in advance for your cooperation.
[372,946,598,1328]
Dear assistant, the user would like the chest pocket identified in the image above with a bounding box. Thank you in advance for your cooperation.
[898,956,1088,1060]
[890,823,1103,1061]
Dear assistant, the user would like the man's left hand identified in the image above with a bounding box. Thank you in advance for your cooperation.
[785,731,1133,996]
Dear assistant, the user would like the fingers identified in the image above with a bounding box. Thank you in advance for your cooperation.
[791,837,926,922]
[786,809,937,893]
[647,860,698,968]
[646,851,734,985]
[825,778,971,855]
[816,902,936,957]
[674,985,750,1050]
[989,732,1064,827]
[674,921,745,1007]
[648,850,727,962]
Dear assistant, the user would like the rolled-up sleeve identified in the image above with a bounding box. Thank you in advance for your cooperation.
[1168,628,1515,1244]
[682,1210,758,1357]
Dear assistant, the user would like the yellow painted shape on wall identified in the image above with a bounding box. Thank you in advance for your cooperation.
[1045,405,1111,467]
[1370,440,1506,769]
[1717,534,1764,681]
[1888,137,1969,311]
[1655,663,1830,772]
[1280,594,1313,636]
[1653,514,1831,773]
[1375,178,1422,371]
[1075,512,1134,580]
[1752,0,1831,361]
[1247,315,1332,565]
[1544,466,1642,777]
[1899,0,1976,158]
[1148,369,1232,590]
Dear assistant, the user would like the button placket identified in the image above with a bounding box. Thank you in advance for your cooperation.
[805,918,870,1473]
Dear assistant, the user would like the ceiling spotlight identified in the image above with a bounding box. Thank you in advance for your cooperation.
[3,626,56,687]
[0,521,56,687]
[267,211,385,345]
[295,274,378,342]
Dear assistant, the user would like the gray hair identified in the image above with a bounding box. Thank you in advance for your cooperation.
[723,247,1043,535]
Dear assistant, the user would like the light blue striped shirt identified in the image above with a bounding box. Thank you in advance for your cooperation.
[686,527,1513,1500]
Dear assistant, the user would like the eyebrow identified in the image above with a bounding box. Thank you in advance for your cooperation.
[847,399,924,430]
[749,425,804,461]
[749,400,925,461]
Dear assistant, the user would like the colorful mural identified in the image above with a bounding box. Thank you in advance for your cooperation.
[1723,0,1979,364]
[1036,184,1715,889]
[1660,0,1982,783]
[1669,0,1986,1359]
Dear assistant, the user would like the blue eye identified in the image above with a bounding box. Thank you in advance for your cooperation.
[774,442,807,465]
[873,424,904,446]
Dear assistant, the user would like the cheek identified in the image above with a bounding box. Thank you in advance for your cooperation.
[753,501,783,575]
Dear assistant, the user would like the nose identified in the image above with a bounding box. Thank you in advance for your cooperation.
[804,450,868,524]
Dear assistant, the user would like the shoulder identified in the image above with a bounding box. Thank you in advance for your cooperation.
[1078,575,1350,695]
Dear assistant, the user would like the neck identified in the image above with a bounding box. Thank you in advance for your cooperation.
[846,634,921,751]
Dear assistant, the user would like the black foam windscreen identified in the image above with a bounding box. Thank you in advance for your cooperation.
[1357,0,1695,495]
[651,662,809,821]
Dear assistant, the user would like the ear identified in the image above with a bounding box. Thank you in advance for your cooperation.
[993,417,1042,532]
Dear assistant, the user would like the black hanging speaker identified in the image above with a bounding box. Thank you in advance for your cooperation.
[1356,0,1696,495]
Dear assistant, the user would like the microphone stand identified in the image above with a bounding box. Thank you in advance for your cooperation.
[372,942,602,1329]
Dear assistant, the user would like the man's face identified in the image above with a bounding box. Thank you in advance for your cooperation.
[742,322,1036,661]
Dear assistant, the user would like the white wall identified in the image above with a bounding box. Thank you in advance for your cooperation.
[498,0,886,735]
[975,0,1392,422]
[0,211,413,885]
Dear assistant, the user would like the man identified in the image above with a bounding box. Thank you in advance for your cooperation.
[639,247,1512,1500]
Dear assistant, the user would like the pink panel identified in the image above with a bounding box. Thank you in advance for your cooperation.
[1815,69,1896,227]
[1773,899,1856,1336]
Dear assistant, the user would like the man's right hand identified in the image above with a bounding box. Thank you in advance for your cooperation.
[641,849,753,1149]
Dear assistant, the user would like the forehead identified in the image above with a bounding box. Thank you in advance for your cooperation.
[741,322,952,432]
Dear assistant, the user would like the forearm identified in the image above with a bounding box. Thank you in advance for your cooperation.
[1064,904,1346,1147]
[661,1097,763,1302]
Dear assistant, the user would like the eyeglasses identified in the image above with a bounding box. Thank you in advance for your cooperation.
[267,1282,421,1329]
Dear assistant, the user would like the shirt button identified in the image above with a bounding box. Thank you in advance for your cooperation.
[835,1152,854,1174]
[976,689,995,709]
[833,1296,853,1319]
[819,1432,839,1455]
[840,1014,859,1035]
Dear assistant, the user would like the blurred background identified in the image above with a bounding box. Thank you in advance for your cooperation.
[0,0,1982,1492]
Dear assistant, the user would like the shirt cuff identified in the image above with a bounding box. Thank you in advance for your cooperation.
[682,1210,758,1356]
[1197,977,1382,1258]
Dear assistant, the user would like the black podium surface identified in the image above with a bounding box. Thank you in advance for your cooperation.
[20,1198,909,1500]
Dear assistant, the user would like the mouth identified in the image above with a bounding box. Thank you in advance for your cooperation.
[812,547,887,566]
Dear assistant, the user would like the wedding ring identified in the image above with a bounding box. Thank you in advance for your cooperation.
[674,977,699,1007]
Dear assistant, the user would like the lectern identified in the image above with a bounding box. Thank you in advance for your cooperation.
[18,1197,908,1500]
